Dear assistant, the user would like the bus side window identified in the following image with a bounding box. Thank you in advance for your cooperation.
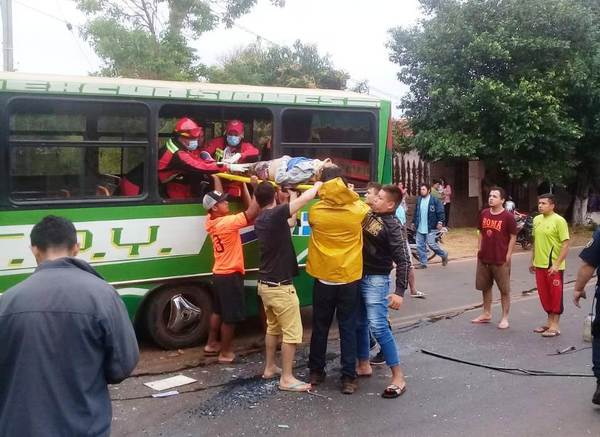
[157,105,273,200]
[280,109,376,189]
[8,99,149,202]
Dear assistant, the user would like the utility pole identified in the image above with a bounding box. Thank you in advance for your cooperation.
[1,0,14,71]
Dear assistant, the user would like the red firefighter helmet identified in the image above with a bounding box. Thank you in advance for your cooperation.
[226,119,244,136]
[174,117,203,138]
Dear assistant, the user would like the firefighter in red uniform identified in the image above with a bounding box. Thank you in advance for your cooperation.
[120,118,243,199]
[206,120,260,164]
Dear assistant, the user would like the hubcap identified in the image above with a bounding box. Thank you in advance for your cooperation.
[167,294,203,334]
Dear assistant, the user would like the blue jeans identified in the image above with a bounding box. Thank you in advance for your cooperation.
[356,275,400,368]
[416,231,447,265]
[593,290,600,378]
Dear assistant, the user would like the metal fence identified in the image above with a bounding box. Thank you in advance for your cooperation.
[393,152,430,196]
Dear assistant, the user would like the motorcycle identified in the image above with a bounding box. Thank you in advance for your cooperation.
[514,210,534,250]
[406,226,448,261]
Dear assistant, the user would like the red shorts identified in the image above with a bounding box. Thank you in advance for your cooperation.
[534,268,564,315]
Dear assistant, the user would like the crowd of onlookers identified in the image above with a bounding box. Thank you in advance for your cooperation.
[1,164,599,437]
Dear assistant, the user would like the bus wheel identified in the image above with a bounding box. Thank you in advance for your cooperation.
[145,285,212,350]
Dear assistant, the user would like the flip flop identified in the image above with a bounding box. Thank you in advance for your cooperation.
[203,349,220,356]
[278,382,311,392]
[471,317,492,324]
[382,384,407,399]
[410,291,427,299]
[356,372,372,378]
[262,368,282,380]
[533,326,550,333]
[541,329,561,337]
[217,355,236,364]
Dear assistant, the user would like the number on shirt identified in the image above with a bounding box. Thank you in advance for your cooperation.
[213,235,225,253]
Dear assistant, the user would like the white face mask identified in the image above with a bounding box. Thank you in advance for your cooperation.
[187,139,199,151]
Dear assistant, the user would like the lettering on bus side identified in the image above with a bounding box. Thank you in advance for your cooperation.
[0,217,207,275]
[111,225,159,257]
[1,79,381,108]
[262,93,296,104]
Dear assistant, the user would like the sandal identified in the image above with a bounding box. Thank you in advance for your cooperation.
[217,355,237,364]
[533,326,549,333]
[541,329,561,337]
[262,368,282,380]
[278,381,311,392]
[410,291,427,299]
[471,317,492,324]
[382,384,407,399]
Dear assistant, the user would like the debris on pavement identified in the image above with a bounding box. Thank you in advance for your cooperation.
[151,390,179,398]
[144,375,197,391]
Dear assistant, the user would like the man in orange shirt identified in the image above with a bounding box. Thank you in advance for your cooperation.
[203,177,259,363]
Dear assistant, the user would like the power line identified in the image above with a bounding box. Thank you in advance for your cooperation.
[53,0,95,71]
[15,0,95,71]
[14,0,80,29]
[13,0,404,103]
[208,1,404,102]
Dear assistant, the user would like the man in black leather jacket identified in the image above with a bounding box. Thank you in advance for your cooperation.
[355,184,410,398]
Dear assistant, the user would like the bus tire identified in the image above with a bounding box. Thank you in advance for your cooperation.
[145,284,212,350]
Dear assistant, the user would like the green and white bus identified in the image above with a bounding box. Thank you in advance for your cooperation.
[0,72,393,349]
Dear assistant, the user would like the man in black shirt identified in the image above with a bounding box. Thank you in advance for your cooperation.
[573,228,600,405]
[356,185,410,398]
[254,181,322,392]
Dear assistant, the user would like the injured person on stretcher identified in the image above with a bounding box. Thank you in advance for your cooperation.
[227,156,335,186]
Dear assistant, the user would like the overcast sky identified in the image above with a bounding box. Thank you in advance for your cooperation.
[3,0,422,115]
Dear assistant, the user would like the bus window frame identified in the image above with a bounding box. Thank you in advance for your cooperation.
[4,96,153,207]
[275,106,379,187]
[0,96,8,208]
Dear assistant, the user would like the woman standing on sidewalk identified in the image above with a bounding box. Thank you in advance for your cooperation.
[441,177,452,227]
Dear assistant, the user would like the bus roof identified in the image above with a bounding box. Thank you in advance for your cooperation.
[0,72,386,109]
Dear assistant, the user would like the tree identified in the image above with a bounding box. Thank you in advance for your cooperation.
[389,0,600,222]
[205,40,349,89]
[350,80,369,94]
[392,119,413,154]
[75,0,284,80]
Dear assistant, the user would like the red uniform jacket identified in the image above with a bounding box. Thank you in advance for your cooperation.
[205,137,259,163]
[120,138,224,199]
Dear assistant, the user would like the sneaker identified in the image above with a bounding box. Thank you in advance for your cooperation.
[593,379,600,405]
[341,376,357,394]
[369,335,377,351]
[369,351,386,366]
[414,264,427,270]
[309,370,326,386]
[442,256,449,266]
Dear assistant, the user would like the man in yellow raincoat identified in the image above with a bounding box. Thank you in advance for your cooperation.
[306,165,370,395]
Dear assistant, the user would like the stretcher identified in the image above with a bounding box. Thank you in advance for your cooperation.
[216,173,314,191]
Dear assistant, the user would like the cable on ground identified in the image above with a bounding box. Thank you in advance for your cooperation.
[421,349,595,377]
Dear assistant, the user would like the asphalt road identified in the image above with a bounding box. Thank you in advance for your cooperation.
[111,249,600,436]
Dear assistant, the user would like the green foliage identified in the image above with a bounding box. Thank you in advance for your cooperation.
[391,119,413,154]
[350,80,369,94]
[388,0,600,184]
[75,0,284,80]
[205,40,349,89]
